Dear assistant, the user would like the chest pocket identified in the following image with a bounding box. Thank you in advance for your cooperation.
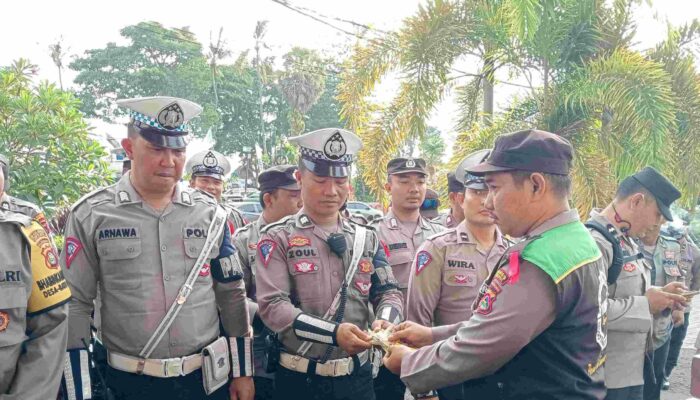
[288,254,323,302]
[97,238,142,290]
[444,269,478,287]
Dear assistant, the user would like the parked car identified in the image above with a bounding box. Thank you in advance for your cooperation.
[346,201,383,222]
[234,201,263,222]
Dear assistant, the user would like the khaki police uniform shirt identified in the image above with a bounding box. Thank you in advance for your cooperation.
[60,172,250,359]
[406,221,508,326]
[400,210,606,395]
[371,210,444,302]
[679,239,700,312]
[255,210,404,360]
[433,211,459,229]
[0,209,70,399]
[232,215,267,314]
[588,210,650,389]
[225,205,247,235]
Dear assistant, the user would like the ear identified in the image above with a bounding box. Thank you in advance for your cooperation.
[263,192,273,208]
[121,138,134,159]
[529,173,547,200]
[384,181,392,193]
[629,193,645,209]
[294,169,302,185]
[188,179,196,188]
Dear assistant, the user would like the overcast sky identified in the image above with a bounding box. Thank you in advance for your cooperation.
[1,0,698,160]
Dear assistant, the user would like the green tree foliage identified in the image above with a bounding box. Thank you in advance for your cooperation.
[0,59,112,216]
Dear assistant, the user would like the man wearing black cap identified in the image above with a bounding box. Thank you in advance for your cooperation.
[385,129,611,399]
[232,164,302,400]
[60,97,254,400]
[586,166,688,400]
[371,157,444,400]
[254,128,403,400]
[433,172,465,229]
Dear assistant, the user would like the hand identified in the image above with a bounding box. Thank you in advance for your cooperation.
[645,287,688,315]
[229,376,254,400]
[336,323,372,355]
[372,319,394,332]
[672,310,685,327]
[662,281,688,295]
[382,344,414,375]
[388,321,433,348]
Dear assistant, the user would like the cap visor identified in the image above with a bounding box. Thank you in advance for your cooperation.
[389,169,427,176]
[658,203,674,222]
[465,182,488,190]
[278,183,301,191]
[466,162,514,177]
[193,172,224,180]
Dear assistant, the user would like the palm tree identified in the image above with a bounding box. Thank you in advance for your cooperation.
[48,37,68,90]
[339,0,700,215]
[279,47,326,135]
[207,27,232,111]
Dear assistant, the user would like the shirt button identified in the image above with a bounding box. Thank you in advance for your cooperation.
[189,246,197,253]
[161,216,166,222]
[332,271,339,277]
[164,275,170,281]
[161,245,167,252]
[127,247,134,253]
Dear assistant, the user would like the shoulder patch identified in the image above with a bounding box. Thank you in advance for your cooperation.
[191,188,218,206]
[71,185,114,222]
[415,250,433,275]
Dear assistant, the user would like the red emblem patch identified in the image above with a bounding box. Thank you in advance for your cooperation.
[34,212,51,233]
[294,261,318,273]
[0,311,8,332]
[354,280,372,295]
[258,240,277,267]
[199,264,211,277]
[359,260,372,274]
[227,221,236,235]
[380,240,390,258]
[64,237,82,269]
[476,290,496,315]
[451,274,474,285]
[623,263,636,272]
[43,248,59,269]
[475,267,513,315]
[288,235,311,247]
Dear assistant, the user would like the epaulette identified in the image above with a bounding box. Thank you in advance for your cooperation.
[7,195,41,213]
[190,188,218,206]
[0,208,32,226]
[426,228,456,242]
[71,185,114,222]
[659,234,680,244]
[260,214,294,234]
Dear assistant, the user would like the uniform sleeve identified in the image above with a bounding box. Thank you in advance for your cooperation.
[6,304,69,398]
[212,226,253,377]
[690,244,700,291]
[400,261,557,394]
[213,227,250,336]
[231,230,259,325]
[255,232,303,333]
[591,232,651,333]
[370,233,404,325]
[406,240,444,326]
[60,210,99,351]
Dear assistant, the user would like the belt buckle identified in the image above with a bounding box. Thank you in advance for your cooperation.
[334,359,349,376]
[163,357,184,377]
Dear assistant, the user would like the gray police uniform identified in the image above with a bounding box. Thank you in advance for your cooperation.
[0,208,71,399]
[60,97,253,400]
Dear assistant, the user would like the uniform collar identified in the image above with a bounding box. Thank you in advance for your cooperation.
[526,209,580,239]
[589,208,641,252]
[256,214,269,230]
[115,171,195,207]
[0,193,10,209]
[293,208,349,231]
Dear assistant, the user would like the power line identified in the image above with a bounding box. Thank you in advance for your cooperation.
[269,0,368,40]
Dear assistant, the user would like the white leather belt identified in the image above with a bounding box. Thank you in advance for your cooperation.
[107,351,202,378]
[279,350,368,377]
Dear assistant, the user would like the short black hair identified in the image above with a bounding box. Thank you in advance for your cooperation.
[510,170,572,198]
[615,176,653,201]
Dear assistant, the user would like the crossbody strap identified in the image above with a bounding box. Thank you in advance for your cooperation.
[297,226,367,357]
[139,206,228,359]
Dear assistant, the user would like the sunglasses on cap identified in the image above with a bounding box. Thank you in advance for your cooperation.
[420,198,439,210]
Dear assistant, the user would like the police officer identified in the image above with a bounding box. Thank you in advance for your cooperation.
[0,164,71,399]
[371,158,443,400]
[60,97,254,400]
[664,226,700,389]
[385,129,609,399]
[405,149,508,400]
[232,164,302,399]
[419,188,441,221]
[0,154,52,232]
[255,128,403,400]
[432,172,464,229]
[186,149,247,233]
[638,223,686,400]
[587,166,687,400]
